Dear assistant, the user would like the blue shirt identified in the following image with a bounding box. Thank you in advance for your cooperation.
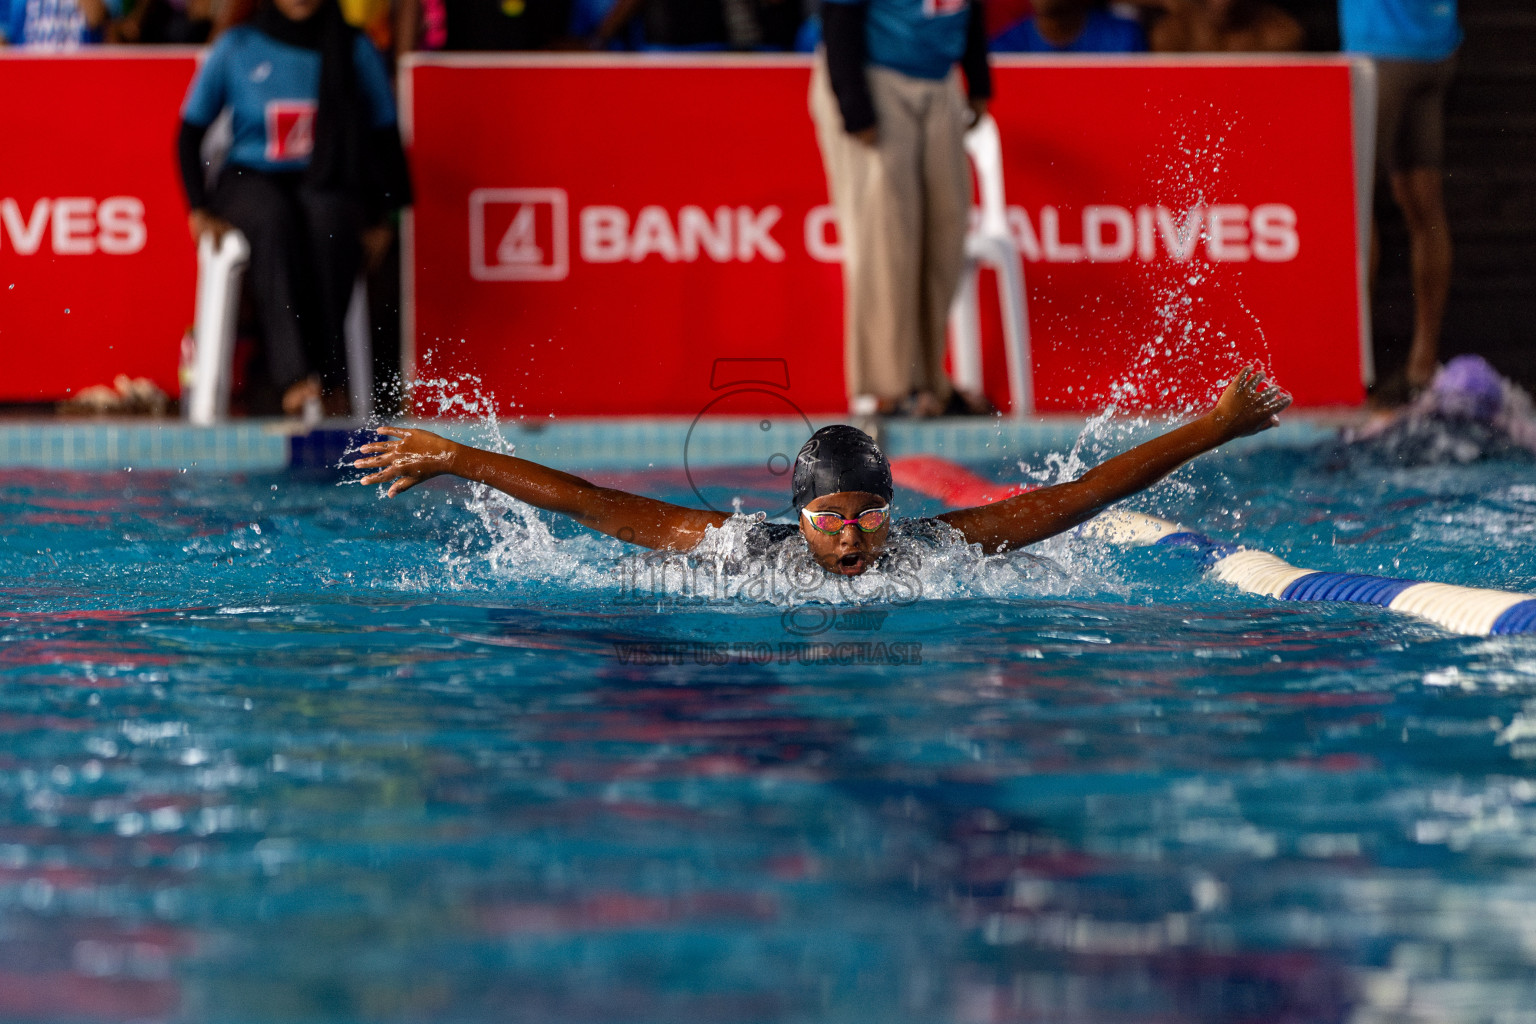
[1340,0,1460,60]
[991,8,1146,52]
[7,0,120,48]
[823,0,973,81]
[181,25,397,174]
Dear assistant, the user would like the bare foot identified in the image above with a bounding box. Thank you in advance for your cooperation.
[850,394,904,417]
[905,392,945,418]
[952,389,997,416]
[282,376,322,418]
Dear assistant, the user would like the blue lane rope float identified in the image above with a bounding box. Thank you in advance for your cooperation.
[1084,510,1536,637]
[888,456,1536,637]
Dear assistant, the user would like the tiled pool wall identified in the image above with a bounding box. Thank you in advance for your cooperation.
[0,416,1349,473]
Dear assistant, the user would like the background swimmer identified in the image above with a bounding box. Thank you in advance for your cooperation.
[355,366,1292,576]
[1342,354,1536,466]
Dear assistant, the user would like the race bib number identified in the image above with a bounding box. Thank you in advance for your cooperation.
[923,0,967,16]
[264,100,317,162]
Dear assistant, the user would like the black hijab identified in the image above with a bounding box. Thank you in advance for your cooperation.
[253,0,411,216]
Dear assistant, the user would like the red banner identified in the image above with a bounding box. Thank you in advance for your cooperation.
[407,55,1368,416]
[0,53,1367,414]
[0,52,199,403]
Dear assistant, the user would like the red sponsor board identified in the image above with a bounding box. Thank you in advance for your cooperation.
[0,52,199,402]
[0,54,1366,413]
[407,55,1368,416]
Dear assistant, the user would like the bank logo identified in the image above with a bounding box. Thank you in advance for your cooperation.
[469,188,569,282]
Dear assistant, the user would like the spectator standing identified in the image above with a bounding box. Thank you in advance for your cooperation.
[991,0,1145,52]
[3,0,118,46]
[1140,0,1302,52]
[1341,0,1460,397]
[177,0,412,416]
[810,0,993,417]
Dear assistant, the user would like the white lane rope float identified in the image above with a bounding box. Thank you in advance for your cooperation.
[890,456,1536,637]
[1081,509,1536,637]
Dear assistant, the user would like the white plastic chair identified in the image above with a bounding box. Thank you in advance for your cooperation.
[342,276,373,420]
[186,229,251,427]
[185,228,373,425]
[948,113,1033,418]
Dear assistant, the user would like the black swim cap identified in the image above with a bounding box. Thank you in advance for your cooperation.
[791,425,892,509]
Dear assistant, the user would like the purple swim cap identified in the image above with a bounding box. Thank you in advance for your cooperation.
[1431,355,1505,422]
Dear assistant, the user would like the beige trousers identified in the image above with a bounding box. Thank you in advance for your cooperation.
[810,54,972,406]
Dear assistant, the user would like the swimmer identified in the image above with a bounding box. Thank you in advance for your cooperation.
[1342,354,1536,464]
[354,366,1291,576]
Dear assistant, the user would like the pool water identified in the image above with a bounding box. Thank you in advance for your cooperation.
[2,422,1535,1023]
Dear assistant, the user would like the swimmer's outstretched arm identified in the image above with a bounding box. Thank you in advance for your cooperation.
[937,366,1292,553]
[354,427,729,551]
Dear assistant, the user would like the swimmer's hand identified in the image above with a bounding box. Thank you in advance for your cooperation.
[1209,365,1292,439]
[939,363,1292,553]
[354,425,729,550]
[354,426,460,496]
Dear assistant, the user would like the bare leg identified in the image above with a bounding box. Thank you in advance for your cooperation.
[809,59,926,410]
[1390,167,1452,387]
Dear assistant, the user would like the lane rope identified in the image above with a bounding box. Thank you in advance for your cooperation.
[890,456,1536,636]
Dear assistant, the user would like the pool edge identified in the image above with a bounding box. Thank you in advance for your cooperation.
[0,414,1352,472]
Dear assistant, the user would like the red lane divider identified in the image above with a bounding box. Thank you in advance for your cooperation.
[889,455,1033,508]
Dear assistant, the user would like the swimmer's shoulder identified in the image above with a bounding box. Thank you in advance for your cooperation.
[742,520,800,556]
[894,516,961,543]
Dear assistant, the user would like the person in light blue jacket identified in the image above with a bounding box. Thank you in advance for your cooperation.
[1341,0,1461,401]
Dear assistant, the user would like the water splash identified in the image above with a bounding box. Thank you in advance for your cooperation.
[365,372,1134,604]
[422,485,1127,607]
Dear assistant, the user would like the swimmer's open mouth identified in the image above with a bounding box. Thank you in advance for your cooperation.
[836,553,865,574]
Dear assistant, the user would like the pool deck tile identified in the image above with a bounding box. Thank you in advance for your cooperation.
[0,421,290,472]
[0,415,1348,473]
